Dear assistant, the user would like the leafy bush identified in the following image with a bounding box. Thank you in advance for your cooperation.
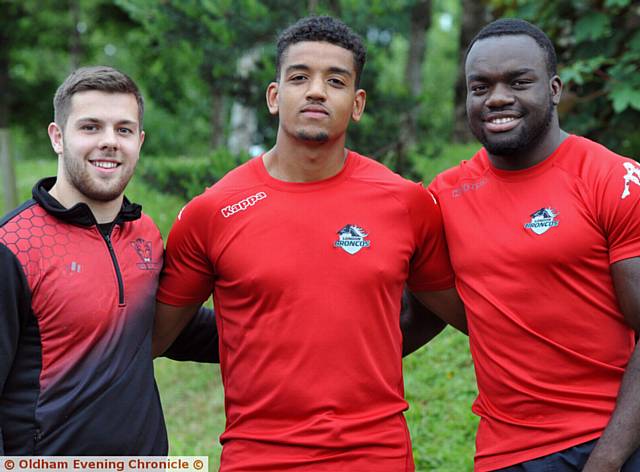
[137,148,250,200]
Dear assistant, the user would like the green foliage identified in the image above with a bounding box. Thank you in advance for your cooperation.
[404,329,477,471]
[136,148,249,200]
[153,360,224,469]
[411,141,481,182]
[573,12,610,42]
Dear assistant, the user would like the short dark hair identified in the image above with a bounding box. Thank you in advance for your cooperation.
[53,66,144,130]
[466,18,557,77]
[276,16,367,87]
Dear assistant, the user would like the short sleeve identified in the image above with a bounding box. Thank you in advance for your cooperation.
[157,196,216,306]
[596,157,640,264]
[406,183,455,291]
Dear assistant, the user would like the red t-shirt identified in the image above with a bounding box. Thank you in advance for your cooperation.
[158,151,454,471]
[430,135,640,471]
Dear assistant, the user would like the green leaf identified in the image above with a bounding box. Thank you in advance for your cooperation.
[574,12,611,42]
[560,57,606,86]
[610,86,640,113]
[630,31,640,52]
[605,0,630,7]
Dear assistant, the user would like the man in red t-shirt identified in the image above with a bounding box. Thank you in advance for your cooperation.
[404,18,640,472]
[153,16,466,472]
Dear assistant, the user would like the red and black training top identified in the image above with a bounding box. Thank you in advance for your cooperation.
[0,177,167,455]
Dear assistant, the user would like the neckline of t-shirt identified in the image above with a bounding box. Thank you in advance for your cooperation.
[252,150,358,192]
[484,134,576,181]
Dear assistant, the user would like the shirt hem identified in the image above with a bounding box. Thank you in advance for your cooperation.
[474,432,603,471]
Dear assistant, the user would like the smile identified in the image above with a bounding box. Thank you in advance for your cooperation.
[484,115,522,133]
[489,117,516,124]
[90,160,120,169]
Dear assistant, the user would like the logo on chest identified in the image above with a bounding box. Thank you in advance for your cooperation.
[131,238,162,270]
[334,224,371,255]
[221,191,267,218]
[524,207,559,235]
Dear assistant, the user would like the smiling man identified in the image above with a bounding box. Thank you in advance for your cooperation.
[0,66,216,454]
[153,16,465,472]
[404,18,640,472]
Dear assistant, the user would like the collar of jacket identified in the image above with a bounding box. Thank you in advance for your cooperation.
[32,177,142,227]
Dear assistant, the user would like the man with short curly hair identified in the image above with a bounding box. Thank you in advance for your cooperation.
[154,16,465,471]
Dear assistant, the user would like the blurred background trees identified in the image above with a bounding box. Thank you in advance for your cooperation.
[2,0,639,212]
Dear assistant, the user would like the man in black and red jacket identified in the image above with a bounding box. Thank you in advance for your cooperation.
[0,66,217,455]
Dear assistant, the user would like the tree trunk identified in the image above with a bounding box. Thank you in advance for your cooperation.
[228,50,259,155]
[202,56,226,150]
[307,0,319,13]
[398,0,431,174]
[307,0,340,16]
[0,129,17,212]
[0,21,17,212]
[69,0,82,70]
[209,87,226,149]
[452,0,490,143]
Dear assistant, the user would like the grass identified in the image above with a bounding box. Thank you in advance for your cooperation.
[5,145,479,471]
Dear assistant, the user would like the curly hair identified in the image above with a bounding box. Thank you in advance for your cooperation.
[466,18,558,77]
[54,66,144,130]
[276,16,367,87]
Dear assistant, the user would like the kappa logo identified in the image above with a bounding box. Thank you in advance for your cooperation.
[621,162,640,200]
[334,224,371,255]
[524,208,559,235]
[451,178,488,198]
[221,192,267,218]
[131,238,161,270]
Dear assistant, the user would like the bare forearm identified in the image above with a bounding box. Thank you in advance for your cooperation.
[401,291,446,356]
[152,302,200,357]
[162,306,219,363]
[584,340,640,471]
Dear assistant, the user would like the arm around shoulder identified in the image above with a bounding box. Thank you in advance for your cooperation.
[162,305,219,363]
[153,301,202,358]
[402,287,467,356]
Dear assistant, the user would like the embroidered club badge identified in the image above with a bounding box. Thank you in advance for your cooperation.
[524,208,559,235]
[334,224,371,255]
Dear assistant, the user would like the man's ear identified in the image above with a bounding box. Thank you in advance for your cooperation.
[351,89,366,122]
[48,122,64,155]
[550,75,563,106]
[266,82,279,116]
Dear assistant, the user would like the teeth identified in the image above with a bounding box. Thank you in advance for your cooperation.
[93,161,118,169]
[491,117,516,124]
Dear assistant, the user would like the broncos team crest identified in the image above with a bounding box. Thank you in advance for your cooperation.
[334,224,371,255]
[131,238,161,270]
[524,208,559,235]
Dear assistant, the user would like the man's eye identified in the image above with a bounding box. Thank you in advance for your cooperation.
[329,78,346,87]
[118,128,133,134]
[470,85,487,94]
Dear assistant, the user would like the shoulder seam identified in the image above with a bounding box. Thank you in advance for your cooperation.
[347,174,414,216]
[0,200,38,227]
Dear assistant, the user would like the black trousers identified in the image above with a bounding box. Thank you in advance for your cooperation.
[495,439,640,472]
